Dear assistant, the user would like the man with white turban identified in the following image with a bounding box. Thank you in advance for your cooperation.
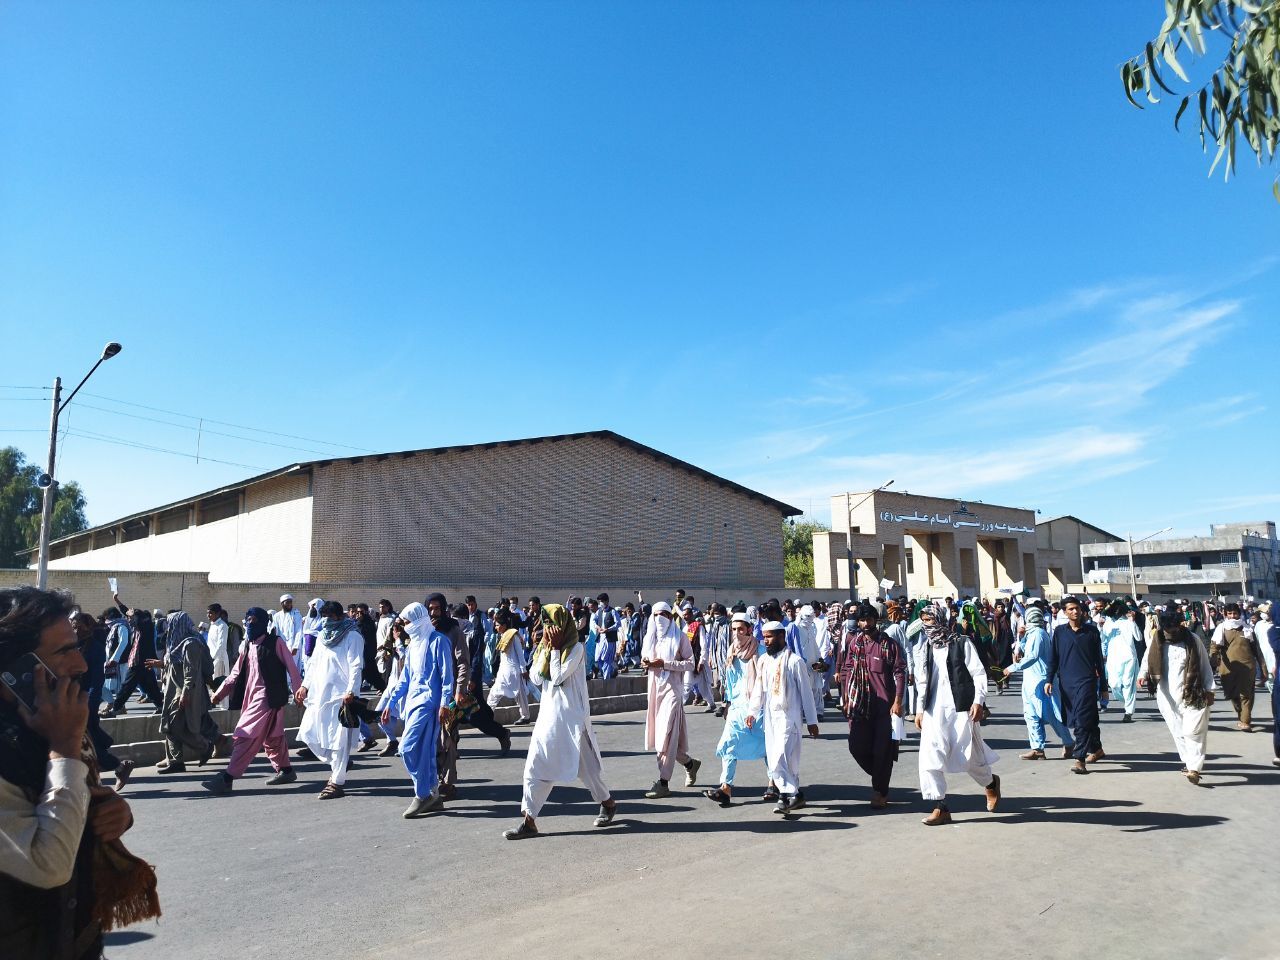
[642,601,701,798]
[748,620,819,814]
[272,594,305,679]
[789,605,828,721]
[384,602,454,817]
[295,601,364,799]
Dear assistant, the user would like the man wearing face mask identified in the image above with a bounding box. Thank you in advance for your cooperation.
[202,607,303,795]
[295,601,364,800]
[747,621,819,814]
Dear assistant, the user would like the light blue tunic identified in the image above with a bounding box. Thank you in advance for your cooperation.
[715,658,766,764]
[1006,625,1072,751]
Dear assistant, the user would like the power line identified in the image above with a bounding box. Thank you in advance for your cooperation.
[64,428,265,470]
[82,391,373,454]
[71,402,342,458]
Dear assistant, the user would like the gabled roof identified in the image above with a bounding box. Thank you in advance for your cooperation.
[1036,514,1121,542]
[36,429,801,551]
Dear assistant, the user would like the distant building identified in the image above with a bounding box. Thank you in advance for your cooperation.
[1036,515,1122,596]
[1079,521,1280,601]
[28,430,799,593]
[814,490,1039,600]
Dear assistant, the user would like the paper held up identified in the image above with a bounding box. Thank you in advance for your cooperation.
[879,578,895,591]
[108,577,118,595]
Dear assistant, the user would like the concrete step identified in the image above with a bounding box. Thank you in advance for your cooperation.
[104,673,652,767]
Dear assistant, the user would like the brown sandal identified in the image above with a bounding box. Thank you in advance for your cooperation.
[703,787,732,806]
[317,781,345,800]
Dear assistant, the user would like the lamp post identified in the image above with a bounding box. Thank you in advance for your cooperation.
[36,342,123,589]
[1125,526,1172,601]
[847,479,894,602]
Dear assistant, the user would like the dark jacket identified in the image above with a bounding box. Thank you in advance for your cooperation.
[920,638,978,713]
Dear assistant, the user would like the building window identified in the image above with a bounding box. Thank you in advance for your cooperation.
[156,508,191,535]
[122,519,150,543]
[905,549,914,575]
[1189,556,1202,570]
[1220,551,1238,565]
[197,492,240,525]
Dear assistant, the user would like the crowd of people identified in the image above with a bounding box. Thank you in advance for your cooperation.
[2,584,1275,952]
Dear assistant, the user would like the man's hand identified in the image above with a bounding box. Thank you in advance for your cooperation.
[1043,682,1053,697]
[1002,666,1013,678]
[342,693,356,705]
[806,724,820,739]
[1205,691,1215,704]
[89,786,133,842]
[745,715,755,730]
[968,703,983,722]
[143,659,162,670]
[890,699,903,717]
[914,713,923,731]
[381,708,391,726]
[180,692,190,710]
[21,671,88,760]
[294,686,308,707]
[438,706,452,724]
[545,625,565,649]
[647,658,665,671]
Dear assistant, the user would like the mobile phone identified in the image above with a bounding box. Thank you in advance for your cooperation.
[1,653,54,712]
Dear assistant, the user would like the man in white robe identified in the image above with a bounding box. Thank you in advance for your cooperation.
[1103,605,1142,722]
[747,621,819,814]
[487,610,531,723]
[272,595,305,680]
[1139,609,1215,784]
[788,605,828,721]
[642,602,701,797]
[295,601,364,799]
[913,603,1001,826]
[504,604,617,839]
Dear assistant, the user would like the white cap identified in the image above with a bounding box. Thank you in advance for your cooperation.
[730,612,752,625]
[279,593,293,603]
[761,620,785,633]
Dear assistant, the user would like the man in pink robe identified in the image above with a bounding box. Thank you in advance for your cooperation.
[203,607,303,794]
[642,601,701,798]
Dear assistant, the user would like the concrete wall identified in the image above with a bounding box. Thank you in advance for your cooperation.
[309,434,785,589]
[1036,517,1119,587]
[44,473,312,582]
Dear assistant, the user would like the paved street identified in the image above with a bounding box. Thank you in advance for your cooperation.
[107,685,1278,960]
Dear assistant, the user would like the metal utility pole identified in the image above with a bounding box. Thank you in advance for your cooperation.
[36,343,123,589]
[1125,526,1172,602]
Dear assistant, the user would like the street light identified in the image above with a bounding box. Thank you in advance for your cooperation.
[1125,526,1172,601]
[36,342,124,589]
[846,478,895,602]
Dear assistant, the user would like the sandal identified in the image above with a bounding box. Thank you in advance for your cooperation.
[703,787,732,806]
[317,781,345,800]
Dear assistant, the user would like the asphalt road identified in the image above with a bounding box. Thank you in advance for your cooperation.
[106,682,1279,960]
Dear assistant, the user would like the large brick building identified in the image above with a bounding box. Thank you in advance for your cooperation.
[34,431,798,595]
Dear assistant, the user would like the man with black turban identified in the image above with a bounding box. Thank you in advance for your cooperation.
[203,607,303,794]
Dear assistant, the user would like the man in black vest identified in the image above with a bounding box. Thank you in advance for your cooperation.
[1044,596,1107,774]
[913,602,1001,825]
[202,607,304,794]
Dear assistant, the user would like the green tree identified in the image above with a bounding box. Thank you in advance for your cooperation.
[1123,1,1280,192]
[0,447,89,568]
[783,518,828,589]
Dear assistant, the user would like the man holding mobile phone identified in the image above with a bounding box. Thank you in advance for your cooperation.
[0,586,158,956]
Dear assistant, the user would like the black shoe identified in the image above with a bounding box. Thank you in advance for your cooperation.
[773,795,794,815]
[787,791,807,811]
[1122,713,1134,723]
[499,731,512,756]
[762,786,780,803]
[357,738,378,753]
[266,768,297,786]
[201,772,233,794]
[296,747,318,761]
[378,739,399,758]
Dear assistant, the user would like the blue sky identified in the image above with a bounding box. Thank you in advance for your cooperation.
[2,2,1277,539]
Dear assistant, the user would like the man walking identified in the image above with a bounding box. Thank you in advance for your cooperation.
[1045,596,1106,774]
[295,601,364,799]
[148,612,222,773]
[913,603,1001,825]
[1003,604,1073,759]
[1140,609,1215,784]
[1211,602,1262,732]
[842,605,905,809]
[503,603,617,839]
[703,612,768,805]
[642,602,701,798]
[384,602,454,817]
[203,607,302,794]
[273,595,305,678]
[748,620,819,814]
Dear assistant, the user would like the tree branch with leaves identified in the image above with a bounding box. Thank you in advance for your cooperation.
[1123,0,1280,194]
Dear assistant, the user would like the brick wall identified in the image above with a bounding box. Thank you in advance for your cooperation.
[309,434,784,589]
